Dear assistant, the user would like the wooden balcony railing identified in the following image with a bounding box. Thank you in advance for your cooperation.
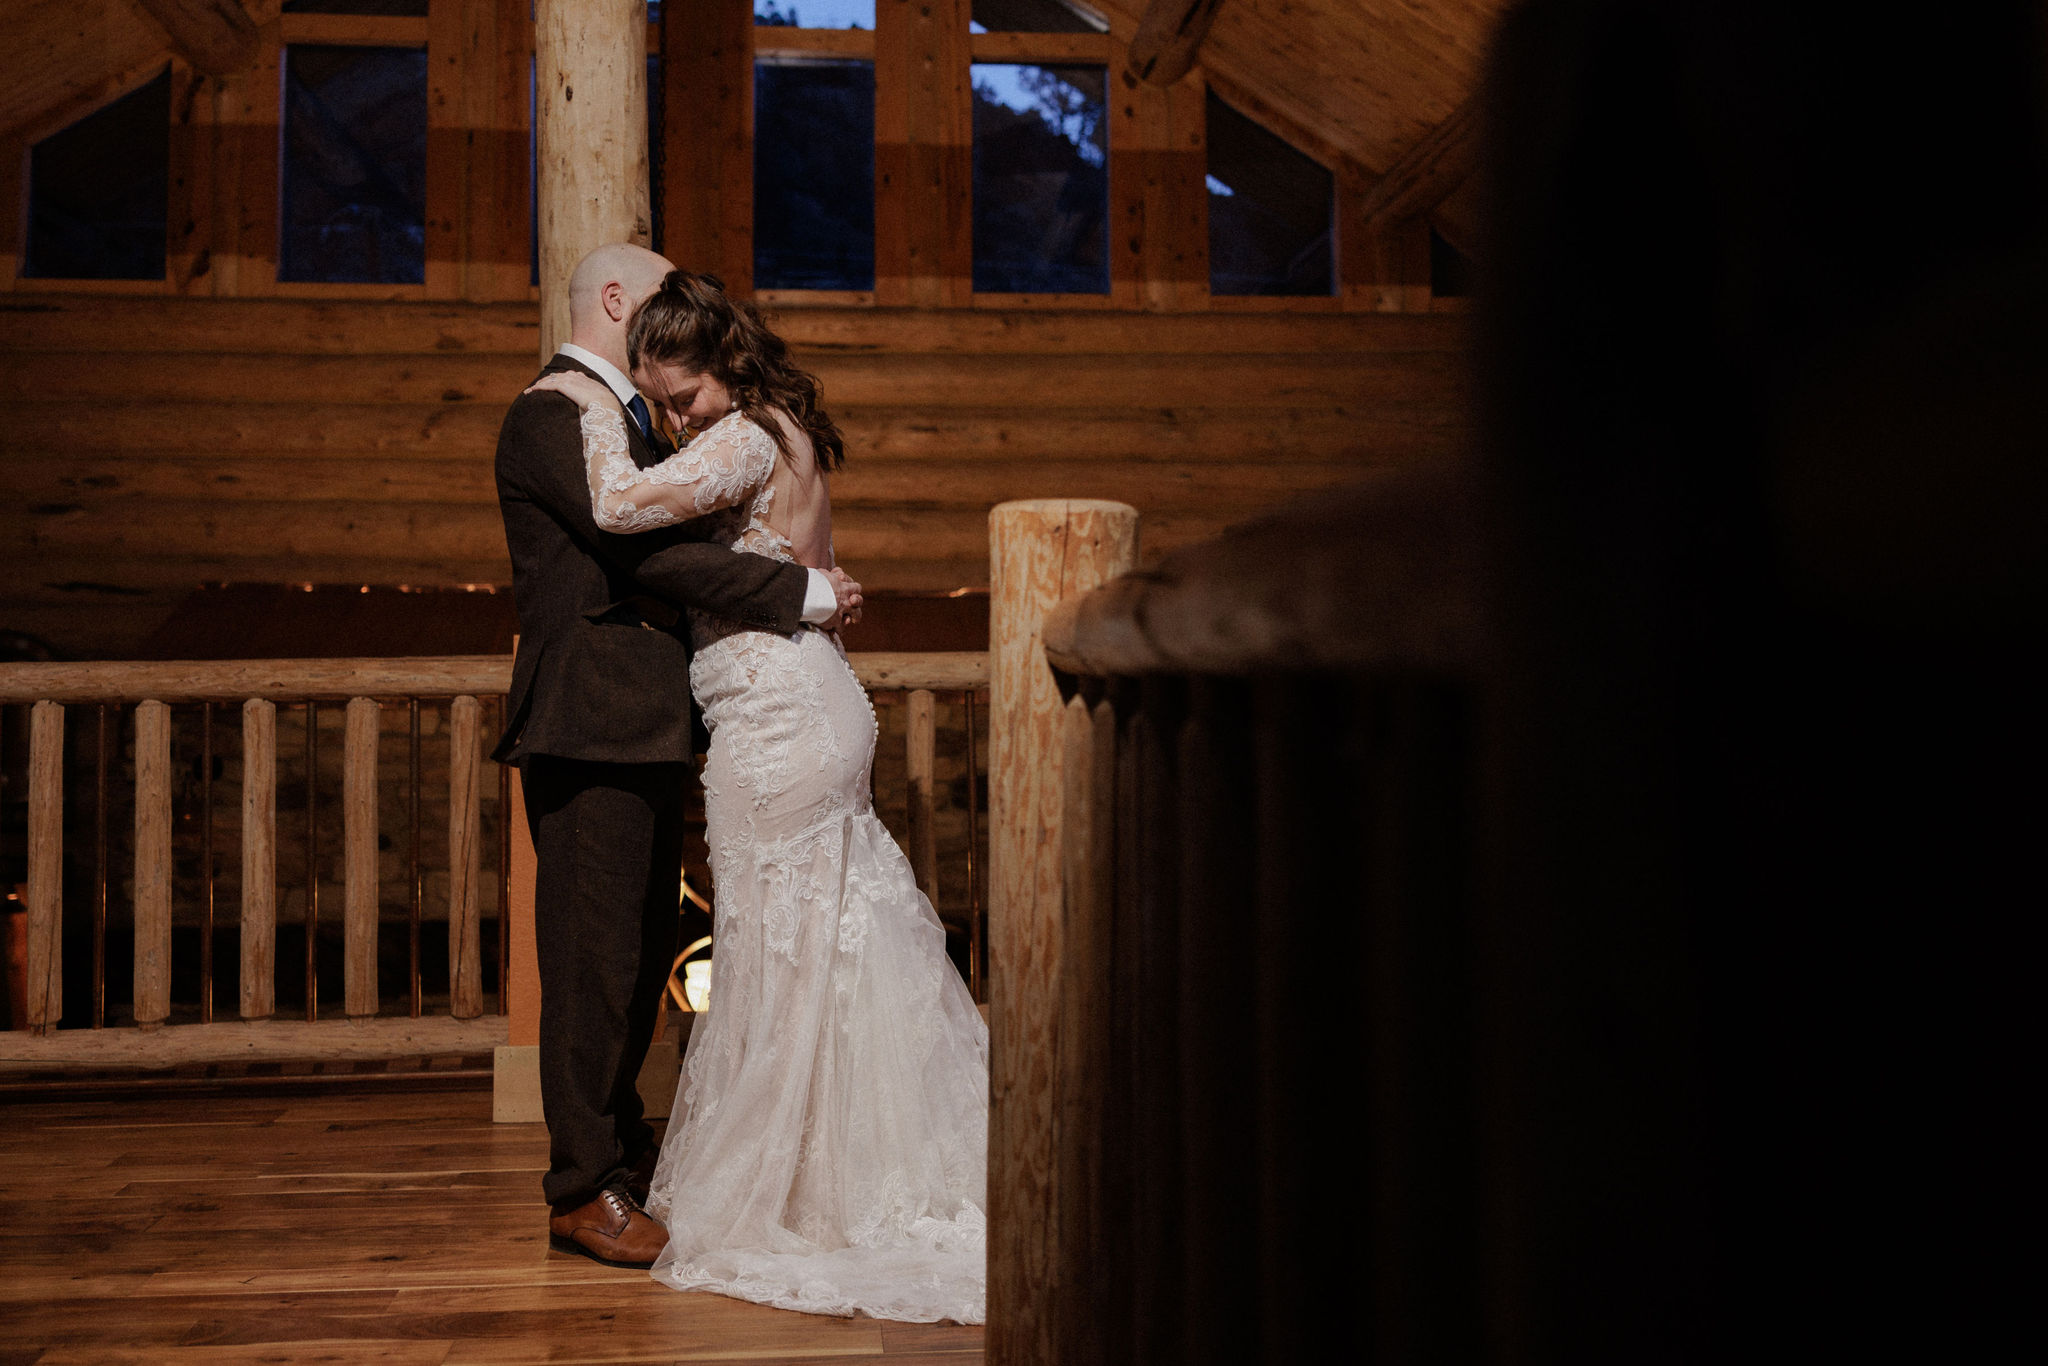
[0,650,989,1068]
[982,476,1485,1364]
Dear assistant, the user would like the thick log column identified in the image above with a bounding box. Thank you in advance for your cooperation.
[987,499,1138,1364]
[534,0,651,361]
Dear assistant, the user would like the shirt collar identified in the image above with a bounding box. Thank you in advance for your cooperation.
[555,343,640,410]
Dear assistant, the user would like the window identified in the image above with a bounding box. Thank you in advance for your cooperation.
[971,0,1105,34]
[281,45,429,284]
[755,59,876,290]
[756,0,873,27]
[1205,92,1334,297]
[971,64,1108,294]
[23,68,170,280]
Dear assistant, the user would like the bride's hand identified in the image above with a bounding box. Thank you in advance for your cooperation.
[525,372,619,413]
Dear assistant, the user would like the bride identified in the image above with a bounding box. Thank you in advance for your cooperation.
[527,271,989,1325]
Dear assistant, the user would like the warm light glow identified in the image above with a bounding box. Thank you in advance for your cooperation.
[683,960,712,1013]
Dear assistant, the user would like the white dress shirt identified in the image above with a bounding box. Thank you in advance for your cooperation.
[554,344,839,626]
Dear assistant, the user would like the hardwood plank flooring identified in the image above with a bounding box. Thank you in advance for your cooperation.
[0,1083,984,1364]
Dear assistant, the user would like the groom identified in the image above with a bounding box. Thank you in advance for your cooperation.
[494,243,861,1266]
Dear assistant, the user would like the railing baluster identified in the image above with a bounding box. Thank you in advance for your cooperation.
[496,695,511,1017]
[25,701,63,1033]
[93,704,108,1029]
[242,698,277,1021]
[343,696,380,1019]
[200,702,214,1024]
[133,699,172,1029]
[965,690,983,1002]
[448,695,483,1020]
[409,698,422,1019]
[906,688,939,900]
[304,702,320,1021]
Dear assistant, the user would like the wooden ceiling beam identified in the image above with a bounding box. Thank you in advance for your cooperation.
[129,0,260,78]
[1356,95,1478,244]
[1127,0,1225,87]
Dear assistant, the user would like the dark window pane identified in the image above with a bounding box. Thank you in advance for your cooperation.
[754,59,875,290]
[1430,226,1472,298]
[971,63,1107,294]
[24,68,169,280]
[282,1,429,13]
[281,45,428,284]
[1206,91,1333,297]
[756,0,872,27]
[971,0,1104,33]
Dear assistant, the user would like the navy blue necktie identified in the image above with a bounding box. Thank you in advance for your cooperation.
[626,394,657,447]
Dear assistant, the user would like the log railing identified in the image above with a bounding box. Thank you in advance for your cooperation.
[983,473,1485,1364]
[1,650,990,1058]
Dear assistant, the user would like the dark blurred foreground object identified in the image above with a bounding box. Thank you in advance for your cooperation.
[1474,0,2046,1359]
[1029,3,2044,1362]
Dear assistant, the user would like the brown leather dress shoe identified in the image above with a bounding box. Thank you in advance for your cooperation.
[623,1146,658,1206]
[548,1189,669,1268]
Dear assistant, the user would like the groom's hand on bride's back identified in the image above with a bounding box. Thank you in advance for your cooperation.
[827,566,863,630]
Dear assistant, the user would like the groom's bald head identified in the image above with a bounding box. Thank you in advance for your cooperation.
[566,243,674,346]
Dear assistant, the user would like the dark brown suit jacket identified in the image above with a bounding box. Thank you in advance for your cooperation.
[492,353,808,764]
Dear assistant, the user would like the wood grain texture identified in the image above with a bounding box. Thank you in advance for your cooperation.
[24,701,64,1029]
[1127,0,1224,87]
[133,699,174,1028]
[131,0,260,77]
[0,295,1469,659]
[0,1085,981,1359]
[1056,688,1118,1364]
[986,500,1138,1365]
[447,695,484,1020]
[534,0,649,359]
[660,0,753,288]
[240,698,277,1020]
[343,696,381,1017]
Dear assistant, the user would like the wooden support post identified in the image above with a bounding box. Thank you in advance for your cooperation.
[24,702,64,1031]
[343,697,380,1018]
[987,499,1138,1365]
[133,700,173,1029]
[241,698,276,1020]
[535,0,651,360]
[448,695,484,1020]
[1057,685,1119,1365]
[906,688,939,899]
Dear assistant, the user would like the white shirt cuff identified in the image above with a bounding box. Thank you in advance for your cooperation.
[800,568,839,625]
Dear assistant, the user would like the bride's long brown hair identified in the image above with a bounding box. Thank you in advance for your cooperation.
[626,270,845,472]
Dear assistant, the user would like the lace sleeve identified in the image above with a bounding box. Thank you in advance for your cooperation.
[583,408,779,534]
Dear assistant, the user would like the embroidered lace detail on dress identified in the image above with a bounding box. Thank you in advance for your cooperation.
[579,405,988,1325]
[582,406,779,533]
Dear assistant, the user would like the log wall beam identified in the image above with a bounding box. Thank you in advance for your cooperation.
[130,0,261,77]
[1126,0,1225,88]
[1354,96,1479,246]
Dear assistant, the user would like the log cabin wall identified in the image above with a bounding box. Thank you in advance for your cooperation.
[0,0,1485,660]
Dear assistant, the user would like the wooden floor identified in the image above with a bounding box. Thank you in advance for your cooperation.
[0,1080,984,1364]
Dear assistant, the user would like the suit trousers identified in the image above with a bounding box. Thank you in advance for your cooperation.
[522,755,686,1208]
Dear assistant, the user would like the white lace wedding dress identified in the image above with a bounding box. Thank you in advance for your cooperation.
[577,404,990,1324]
